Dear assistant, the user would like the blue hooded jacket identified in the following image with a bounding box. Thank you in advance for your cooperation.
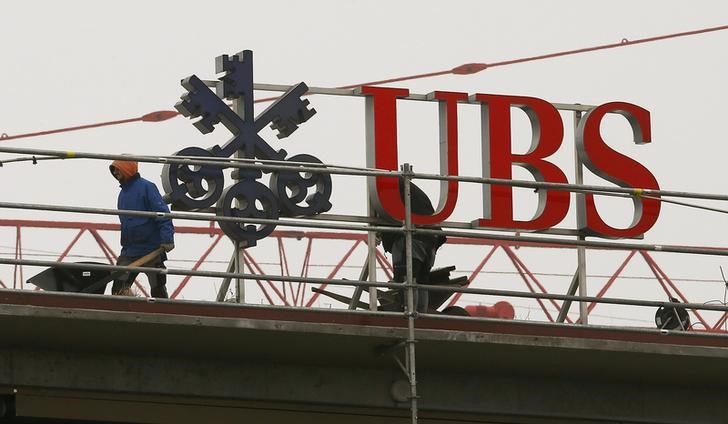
[117,173,175,259]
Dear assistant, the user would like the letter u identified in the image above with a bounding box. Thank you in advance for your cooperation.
[361,86,467,225]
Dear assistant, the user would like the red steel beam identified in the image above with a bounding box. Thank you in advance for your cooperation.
[501,245,558,322]
[447,245,499,307]
[304,240,362,307]
[32,229,88,292]
[587,251,638,313]
[714,312,728,332]
[277,236,293,304]
[88,228,150,297]
[242,250,291,306]
[87,229,116,264]
[14,226,23,290]
[375,248,393,280]
[295,238,314,306]
[170,233,224,299]
[240,252,275,305]
[640,251,711,330]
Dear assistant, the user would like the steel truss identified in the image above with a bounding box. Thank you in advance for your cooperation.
[2,218,727,332]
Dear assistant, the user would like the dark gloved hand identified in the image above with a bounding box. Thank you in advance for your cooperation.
[161,243,175,252]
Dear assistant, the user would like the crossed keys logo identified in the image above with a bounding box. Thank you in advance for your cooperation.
[162,50,332,247]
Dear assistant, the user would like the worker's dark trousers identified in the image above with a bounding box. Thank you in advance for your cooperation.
[391,238,433,313]
[112,255,169,298]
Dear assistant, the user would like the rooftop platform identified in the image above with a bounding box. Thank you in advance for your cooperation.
[1,289,728,423]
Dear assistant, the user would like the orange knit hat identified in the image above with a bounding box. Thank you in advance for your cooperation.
[110,160,138,178]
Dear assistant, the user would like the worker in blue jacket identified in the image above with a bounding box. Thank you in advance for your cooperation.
[109,160,175,298]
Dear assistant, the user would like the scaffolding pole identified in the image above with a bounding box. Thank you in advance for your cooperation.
[402,163,419,424]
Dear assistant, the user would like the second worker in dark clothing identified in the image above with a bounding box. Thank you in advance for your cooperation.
[110,160,175,298]
[379,178,446,313]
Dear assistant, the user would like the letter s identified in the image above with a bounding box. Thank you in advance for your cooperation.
[576,102,661,238]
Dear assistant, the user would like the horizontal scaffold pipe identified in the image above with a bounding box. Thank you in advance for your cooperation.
[0,257,387,292]
[4,256,728,315]
[237,81,600,112]
[0,217,582,240]
[0,146,727,202]
[0,201,404,234]
[1,200,728,258]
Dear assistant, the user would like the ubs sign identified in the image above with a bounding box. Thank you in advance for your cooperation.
[165,49,660,246]
[361,87,660,239]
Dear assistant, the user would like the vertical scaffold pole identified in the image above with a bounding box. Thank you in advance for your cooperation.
[402,163,418,424]
[234,241,246,303]
[215,255,236,302]
[232,97,246,304]
[574,110,588,324]
[367,200,378,311]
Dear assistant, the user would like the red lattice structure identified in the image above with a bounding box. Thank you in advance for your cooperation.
[2,218,727,332]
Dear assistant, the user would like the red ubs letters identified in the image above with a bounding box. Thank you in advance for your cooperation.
[361,86,660,239]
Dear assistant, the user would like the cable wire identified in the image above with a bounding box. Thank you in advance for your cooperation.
[2,24,726,142]
[0,111,178,142]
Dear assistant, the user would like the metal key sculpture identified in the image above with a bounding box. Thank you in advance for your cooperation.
[162,50,332,246]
